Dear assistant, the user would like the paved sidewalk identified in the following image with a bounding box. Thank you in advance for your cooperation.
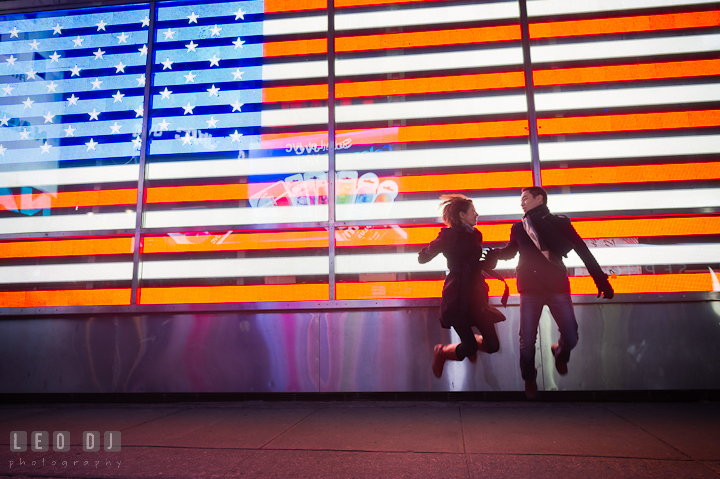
[1,400,719,478]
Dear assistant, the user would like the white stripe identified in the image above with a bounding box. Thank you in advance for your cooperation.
[337,144,532,171]
[0,165,139,189]
[144,205,328,228]
[336,188,720,221]
[0,212,136,235]
[336,94,527,123]
[336,244,719,274]
[528,0,720,17]
[262,61,327,81]
[147,156,328,180]
[536,83,720,112]
[336,47,523,77]
[539,135,720,162]
[263,16,327,35]
[336,2,519,31]
[0,262,133,284]
[531,34,720,64]
[261,107,328,127]
[141,256,329,280]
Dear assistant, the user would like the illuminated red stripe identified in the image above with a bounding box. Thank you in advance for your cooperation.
[0,237,133,259]
[264,38,327,57]
[0,188,136,211]
[146,184,248,204]
[392,170,532,192]
[264,0,326,13]
[143,231,328,253]
[139,283,329,304]
[0,289,131,307]
[573,217,720,239]
[530,10,720,39]
[335,0,451,7]
[542,162,720,186]
[336,273,715,300]
[537,110,720,136]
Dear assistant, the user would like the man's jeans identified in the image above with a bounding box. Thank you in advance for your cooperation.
[519,292,579,382]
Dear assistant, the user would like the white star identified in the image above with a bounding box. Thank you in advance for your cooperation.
[232,38,244,49]
[208,55,220,67]
[88,109,100,121]
[115,61,126,73]
[3,84,14,96]
[85,138,98,151]
[40,141,52,154]
[161,58,173,70]
[117,32,129,44]
[141,16,150,27]
[185,40,198,52]
[206,116,219,128]
[49,51,61,63]
[229,130,243,142]
[207,84,220,97]
[67,94,79,105]
[134,105,144,117]
[210,25,222,37]
[22,97,34,109]
[63,125,76,137]
[52,23,63,35]
[73,36,84,47]
[160,87,172,99]
[96,20,107,31]
[42,111,55,123]
[29,40,40,51]
[187,12,199,23]
[184,71,196,83]
[10,27,20,38]
[132,136,142,149]
[112,90,125,103]
[231,69,244,80]
[182,103,195,115]
[46,81,58,93]
[70,65,81,77]
[136,74,146,87]
[26,68,37,80]
[181,131,193,145]
[234,8,246,20]
[163,28,175,40]
[138,44,148,55]
[0,144,6,156]
[19,128,30,139]
[0,115,9,126]
[157,119,170,131]
[93,48,105,60]
[109,122,122,134]
[91,78,103,90]
[6,55,16,66]
[231,100,243,112]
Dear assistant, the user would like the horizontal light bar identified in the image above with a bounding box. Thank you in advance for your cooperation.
[527,0,720,17]
[0,237,134,259]
[0,165,139,189]
[0,289,131,307]
[263,15,327,35]
[0,189,137,211]
[542,162,720,186]
[261,107,328,127]
[336,0,451,6]
[537,110,720,136]
[143,231,328,254]
[262,61,327,81]
[143,205,328,228]
[536,84,720,112]
[531,33,720,64]
[0,262,133,284]
[539,135,720,162]
[141,256,329,280]
[336,2,519,31]
[265,0,326,13]
[138,283,329,304]
[146,157,328,181]
[0,212,136,235]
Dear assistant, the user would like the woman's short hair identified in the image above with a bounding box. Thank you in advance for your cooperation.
[440,194,474,227]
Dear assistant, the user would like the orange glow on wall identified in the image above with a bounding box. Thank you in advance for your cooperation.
[0,237,134,259]
[264,0,326,12]
[0,289,131,307]
[264,38,327,57]
[542,162,720,186]
[139,283,329,304]
[0,188,136,211]
[537,110,720,136]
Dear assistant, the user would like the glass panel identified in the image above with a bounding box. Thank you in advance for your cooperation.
[138,228,329,304]
[143,0,329,230]
[0,235,134,307]
[0,4,150,235]
[333,0,532,224]
[528,0,720,295]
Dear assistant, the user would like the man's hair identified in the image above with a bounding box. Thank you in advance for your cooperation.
[439,194,474,228]
[522,186,547,205]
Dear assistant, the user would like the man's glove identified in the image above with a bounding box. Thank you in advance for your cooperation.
[482,249,498,270]
[596,276,614,299]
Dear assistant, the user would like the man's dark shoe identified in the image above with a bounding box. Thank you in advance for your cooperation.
[551,343,568,375]
[524,379,537,400]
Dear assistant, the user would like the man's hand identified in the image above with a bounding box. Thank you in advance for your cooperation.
[482,249,498,270]
[596,279,614,299]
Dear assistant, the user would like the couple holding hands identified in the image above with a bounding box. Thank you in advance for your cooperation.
[418,187,614,399]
